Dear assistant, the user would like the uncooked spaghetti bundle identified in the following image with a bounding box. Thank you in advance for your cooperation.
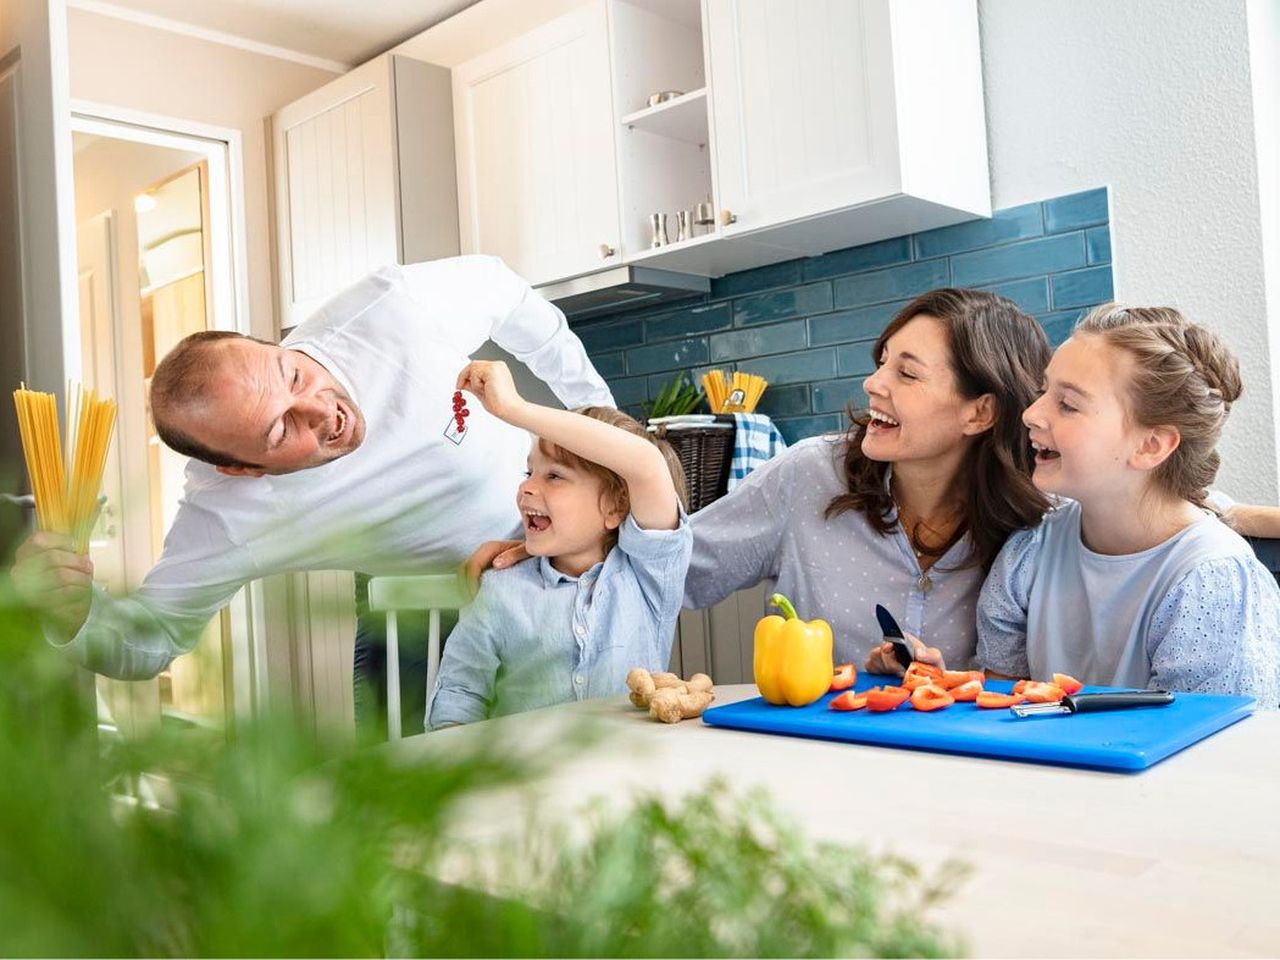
[13,382,117,554]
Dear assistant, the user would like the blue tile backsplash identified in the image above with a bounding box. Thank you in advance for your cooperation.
[570,188,1114,445]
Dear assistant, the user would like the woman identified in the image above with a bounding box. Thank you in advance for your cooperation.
[682,288,1050,668]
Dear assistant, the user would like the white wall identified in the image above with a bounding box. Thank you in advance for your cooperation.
[980,0,1275,501]
[66,7,340,344]
[1247,0,1280,502]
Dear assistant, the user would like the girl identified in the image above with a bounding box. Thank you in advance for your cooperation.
[429,360,691,727]
[977,304,1280,702]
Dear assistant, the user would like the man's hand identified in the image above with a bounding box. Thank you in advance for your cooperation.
[863,632,945,677]
[456,360,526,422]
[11,531,94,638]
[460,539,528,596]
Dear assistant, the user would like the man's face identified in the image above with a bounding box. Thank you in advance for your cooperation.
[170,339,367,476]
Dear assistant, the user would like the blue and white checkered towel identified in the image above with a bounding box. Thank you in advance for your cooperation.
[728,413,787,490]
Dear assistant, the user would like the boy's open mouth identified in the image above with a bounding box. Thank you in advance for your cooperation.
[524,509,552,533]
[1031,440,1061,462]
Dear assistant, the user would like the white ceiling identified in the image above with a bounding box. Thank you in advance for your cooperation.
[83,0,482,69]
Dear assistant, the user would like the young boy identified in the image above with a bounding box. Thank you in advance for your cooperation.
[428,360,691,727]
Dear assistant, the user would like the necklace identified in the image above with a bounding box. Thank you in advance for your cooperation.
[893,497,960,566]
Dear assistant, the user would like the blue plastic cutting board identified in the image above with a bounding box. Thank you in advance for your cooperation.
[701,677,1255,771]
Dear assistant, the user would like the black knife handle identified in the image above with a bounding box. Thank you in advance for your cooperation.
[1066,690,1174,713]
[874,604,915,669]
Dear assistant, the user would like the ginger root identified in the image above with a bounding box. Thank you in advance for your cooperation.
[626,668,715,722]
[649,687,715,724]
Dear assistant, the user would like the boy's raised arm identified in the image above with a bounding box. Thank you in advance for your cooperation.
[457,360,679,531]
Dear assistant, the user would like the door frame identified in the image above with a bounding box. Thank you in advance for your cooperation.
[68,101,266,725]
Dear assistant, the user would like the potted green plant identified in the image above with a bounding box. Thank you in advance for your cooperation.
[644,373,705,420]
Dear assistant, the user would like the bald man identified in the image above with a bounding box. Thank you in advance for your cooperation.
[13,255,612,689]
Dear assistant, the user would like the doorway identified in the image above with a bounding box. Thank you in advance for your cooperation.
[69,110,259,737]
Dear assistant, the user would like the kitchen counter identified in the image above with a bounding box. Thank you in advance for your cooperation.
[392,684,1280,958]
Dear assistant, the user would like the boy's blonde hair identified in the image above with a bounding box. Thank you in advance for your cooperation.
[1074,303,1242,508]
[536,407,688,546]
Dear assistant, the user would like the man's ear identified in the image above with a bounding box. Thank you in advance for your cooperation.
[1130,425,1181,472]
[216,464,267,478]
[961,393,998,436]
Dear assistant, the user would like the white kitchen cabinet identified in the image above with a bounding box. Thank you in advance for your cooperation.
[272,54,459,331]
[388,0,991,293]
[698,0,989,256]
[451,2,622,286]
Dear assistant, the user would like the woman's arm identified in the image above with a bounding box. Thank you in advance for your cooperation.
[682,447,796,609]
[1222,504,1280,540]
[457,360,678,531]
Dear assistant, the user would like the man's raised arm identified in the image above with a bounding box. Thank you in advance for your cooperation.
[398,255,614,409]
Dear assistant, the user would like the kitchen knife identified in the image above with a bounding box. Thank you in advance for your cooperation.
[1011,690,1175,717]
[874,604,915,669]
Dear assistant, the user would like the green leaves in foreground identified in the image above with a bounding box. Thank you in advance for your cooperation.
[413,784,967,958]
[0,586,964,957]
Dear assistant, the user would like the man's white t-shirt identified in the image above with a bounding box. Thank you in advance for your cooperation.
[62,255,613,679]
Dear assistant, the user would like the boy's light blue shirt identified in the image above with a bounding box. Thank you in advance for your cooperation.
[977,499,1280,705]
[429,510,693,727]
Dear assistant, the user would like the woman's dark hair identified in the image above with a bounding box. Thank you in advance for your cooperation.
[824,288,1052,571]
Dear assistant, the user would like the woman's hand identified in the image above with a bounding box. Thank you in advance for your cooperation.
[460,539,529,595]
[862,632,945,677]
[455,360,526,421]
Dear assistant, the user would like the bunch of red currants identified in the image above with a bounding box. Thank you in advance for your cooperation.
[452,390,470,433]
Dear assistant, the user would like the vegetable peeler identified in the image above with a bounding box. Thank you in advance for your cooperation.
[1011,690,1175,717]
[874,604,915,669]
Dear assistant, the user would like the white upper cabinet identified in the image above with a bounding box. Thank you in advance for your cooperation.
[701,0,989,253]
[706,0,900,234]
[272,54,459,331]
[270,0,992,307]
[452,3,621,286]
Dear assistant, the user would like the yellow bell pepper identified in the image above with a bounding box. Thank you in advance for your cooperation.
[753,593,834,707]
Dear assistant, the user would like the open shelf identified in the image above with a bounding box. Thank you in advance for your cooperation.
[627,229,719,263]
[620,87,708,144]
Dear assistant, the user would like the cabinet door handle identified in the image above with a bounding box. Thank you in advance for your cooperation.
[720,209,738,226]
[598,243,616,259]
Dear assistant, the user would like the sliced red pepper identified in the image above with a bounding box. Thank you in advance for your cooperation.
[901,671,932,692]
[1021,681,1065,704]
[976,691,1026,709]
[866,685,910,712]
[949,679,983,702]
[829,690,868,711]
[940,669,985,690]
[829,662,857,692]
[910,683,955,712]
[1053,673,1084,696]
[904,661,944,683]
[902,662,945,691]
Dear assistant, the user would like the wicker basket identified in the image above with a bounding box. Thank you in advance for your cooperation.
[649,416,735,512]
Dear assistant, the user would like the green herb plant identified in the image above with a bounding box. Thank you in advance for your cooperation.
[644,374,706,419]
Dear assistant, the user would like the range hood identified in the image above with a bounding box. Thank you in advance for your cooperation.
[538,265,709,320]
